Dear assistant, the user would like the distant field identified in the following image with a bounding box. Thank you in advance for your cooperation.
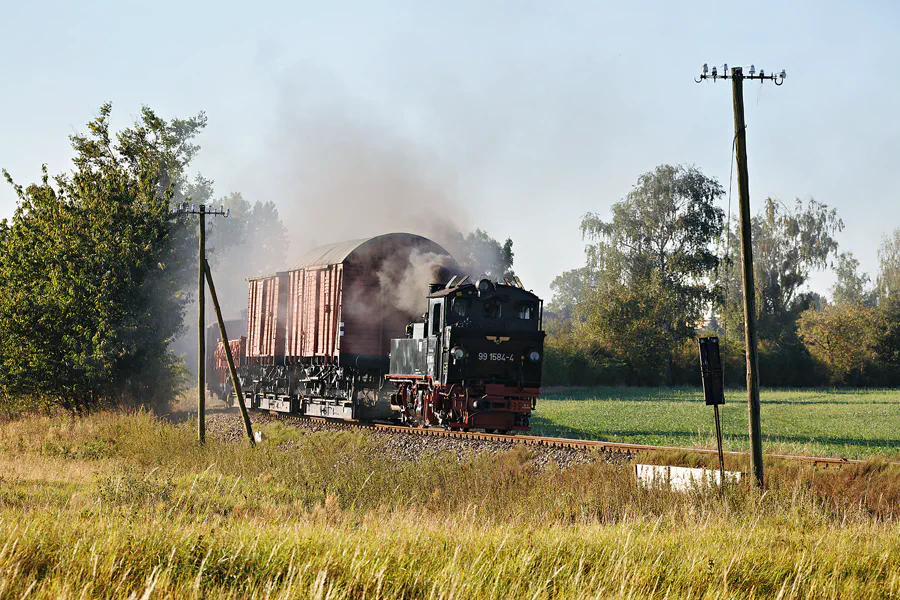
[532,388,900,459]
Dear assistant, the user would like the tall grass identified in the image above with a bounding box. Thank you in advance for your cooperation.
[1,411,899,598]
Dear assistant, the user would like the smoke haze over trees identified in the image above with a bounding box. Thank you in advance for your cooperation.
[5,102,900,407]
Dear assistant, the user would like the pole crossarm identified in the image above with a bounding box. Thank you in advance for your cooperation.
[695,63,786,85]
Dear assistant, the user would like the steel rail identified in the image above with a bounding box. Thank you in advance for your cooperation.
[273,414,888,468]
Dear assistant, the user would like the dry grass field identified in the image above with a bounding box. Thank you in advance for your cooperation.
[1,410,900,598]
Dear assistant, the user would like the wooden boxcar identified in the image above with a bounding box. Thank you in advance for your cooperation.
[225,232,457,419]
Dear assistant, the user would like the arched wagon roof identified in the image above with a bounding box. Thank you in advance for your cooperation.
[288,232,452,271]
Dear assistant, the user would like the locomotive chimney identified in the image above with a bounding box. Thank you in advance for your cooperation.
[428,283,444,294]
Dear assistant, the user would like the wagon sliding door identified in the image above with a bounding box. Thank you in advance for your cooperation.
[294,265,342,360]
[315,266,342,358]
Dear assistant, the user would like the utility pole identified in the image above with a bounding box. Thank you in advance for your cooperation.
[176,203,229,443]
[198,208,205,443]
[696,63,786,487]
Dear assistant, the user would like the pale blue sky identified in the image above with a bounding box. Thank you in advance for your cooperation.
[2,1,898,300]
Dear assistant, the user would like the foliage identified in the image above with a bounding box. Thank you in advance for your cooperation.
[578,273,682,385]
[873,296,900,382]
[450,228,514,280]
[831,251,875,306]
[580,165,724,290]
[0,104,205,411]
[547,266,597,319]
[721,197,843,342]
[877,228,900,301]
[555,165,724,384]
[798,304,878,385]
[206,190,289,316]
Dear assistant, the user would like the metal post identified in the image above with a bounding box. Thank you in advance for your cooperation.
[198,207,206,444]
[731,67,764,486]
[713,404,725,485]
[204,259,255,445]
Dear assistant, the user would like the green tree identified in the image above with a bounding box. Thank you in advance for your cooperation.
[577,164,725,382]
[798,304,877,385]
[451,229,514,280]
[830,251,874,307]
[548,266,597,319]
[876,229,900,301]
[721,197,843,342]
[0,103,205,411]
[578,273,680,384]
[206,191,289,316]
[873,296,900,383]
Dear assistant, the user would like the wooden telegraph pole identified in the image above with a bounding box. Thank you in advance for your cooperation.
[696,63,787,486]
[198,207,206,443]
[177,203,229,444]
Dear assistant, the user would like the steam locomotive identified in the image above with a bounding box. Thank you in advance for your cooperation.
[213,232,545,432]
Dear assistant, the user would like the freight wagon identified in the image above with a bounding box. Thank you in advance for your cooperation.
[220,233,456,420]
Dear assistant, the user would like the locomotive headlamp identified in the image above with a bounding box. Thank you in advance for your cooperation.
[477,278,495,294]
[451,346,466,360]
[528,351,541,362]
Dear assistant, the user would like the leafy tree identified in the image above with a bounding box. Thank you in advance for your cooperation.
[548,266,597,319]
[798,304,877,385]
[581,165,724,286]
[451,229,514,280]
[721,197,843,341]
[578,273,680,384]
[0,103,205,411]
[830,251,874,307]
[577,164,725,382]
[206,191,289,317]
[873,296,900,383]
[876,229,900,301]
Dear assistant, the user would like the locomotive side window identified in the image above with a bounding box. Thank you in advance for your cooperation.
[431,302,443,336]
[484,298,502,319]
[518,302,534,320]
[452,297,469,317]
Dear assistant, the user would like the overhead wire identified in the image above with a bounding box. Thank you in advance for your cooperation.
[720,132,737,385]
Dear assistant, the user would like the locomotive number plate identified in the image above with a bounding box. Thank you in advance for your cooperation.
[478,352,516,362]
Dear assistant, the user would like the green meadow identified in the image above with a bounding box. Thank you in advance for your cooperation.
[533,388,900,459]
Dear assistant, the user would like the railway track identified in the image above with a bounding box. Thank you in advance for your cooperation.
[273,414,878,468]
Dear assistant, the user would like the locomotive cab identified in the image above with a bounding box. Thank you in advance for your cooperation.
[387,278,545,432]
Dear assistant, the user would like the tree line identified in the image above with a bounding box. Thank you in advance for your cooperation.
[544,165,900,388]
[3,104,893,414]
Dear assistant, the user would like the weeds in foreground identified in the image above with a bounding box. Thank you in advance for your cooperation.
[0,411,898,598]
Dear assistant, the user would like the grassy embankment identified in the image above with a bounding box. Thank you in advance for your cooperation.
[533,387,900,459]
[2,410,900,598]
